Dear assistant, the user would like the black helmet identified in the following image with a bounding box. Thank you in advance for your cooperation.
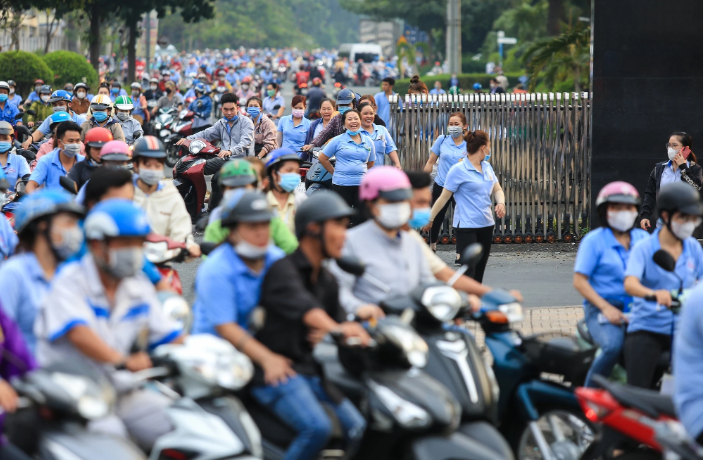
[221,190,273,228]
[294,191,354,238]
[132,135,166,159]
[657,182,703,217]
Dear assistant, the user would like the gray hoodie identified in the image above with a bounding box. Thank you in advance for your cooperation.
[188,116,255,157]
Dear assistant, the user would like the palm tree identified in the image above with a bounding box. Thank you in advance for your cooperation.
[522,23,590,92]
[396,38,429,77]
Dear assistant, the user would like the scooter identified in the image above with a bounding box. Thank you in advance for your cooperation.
[1,174,29,227]
[6,361,146,459]
[295,82,309,96]
[305,148,334,196]
[164,109,199,167]
[143,233,190,295]
[212,86,227,119]
[151,107,178,144]
[172,138,220,219]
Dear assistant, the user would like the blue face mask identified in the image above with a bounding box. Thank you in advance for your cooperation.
[224,114,238,122]
[0,94,7,102]
[246,107,260,119]
[0,141,11,153]
[347,129,362,136]
[278,172,300,193]
[409,207,431,229]
[484,155,491,162]
[338,106,351,115]
[111,87,119,94]
[93,111,108,122]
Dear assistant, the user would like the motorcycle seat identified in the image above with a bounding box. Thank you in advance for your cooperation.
[576,319,594,345]
[593,376,676,418]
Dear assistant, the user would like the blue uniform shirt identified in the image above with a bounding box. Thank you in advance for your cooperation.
[322,132,375,187]
[362,124,396,167]
[0,215,17,259]
[0,252,51,353]
[277,114,311,153]
[29,148,85,191]
[188,95,213,120]
[429,88,446,95]
[374,91,397,127]
[444,157,498,228]
[8,94,22,107]
[431,135,467,187]
[0,102,19,126]
[1,151,31,212]
[262,94,285,127]
[192,244,284,335]
[574,227,649,310]
[25,91,40,104]
[37,112,86,136]
[625,229,703,335]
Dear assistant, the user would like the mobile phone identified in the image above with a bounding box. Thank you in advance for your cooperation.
[681,146,691,157]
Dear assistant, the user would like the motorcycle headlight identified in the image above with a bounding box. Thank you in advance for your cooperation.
[160,293,192,334]
[159,129,170,138]
[51,372,112,420]
[380,323,428,368]
[144,241,168,263]
[189,140,206,154]
[179,109,188,119]
[155,123,162,130]
[421,286,463,322]
[368,380,431,428]
[498,303,524,323]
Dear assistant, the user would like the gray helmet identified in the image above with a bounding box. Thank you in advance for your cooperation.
[0,121,13,136]
[221,190,273,228]
[294,191,354,238]
[336,88,355,105]
[657,182,702,217]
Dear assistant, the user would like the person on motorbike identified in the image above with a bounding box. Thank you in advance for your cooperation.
[330,166,434,319]
[129,82,149,125]
[262,82,285,126]
[215,69,233,92]
[23,90,86,149]
[0,81,21,127]
[246,96,277,160]
[235,76,255,104]
[24,79,44,105]
[0,121,30,201]
[177,92,254,212]
[26,85,53,129]
[305,78,326,118]
[34,198,182,451]
[71,82,91,115]
[109,81,127,103]
[7,80,22,108]
[624,182,703,388]
[203,159,297,254]
[265,148,306,234]
[0,167,18,260]
[573,182,649,387]
[153,81,183,117]
[302,88,357,153]
[35,112,85,162]
[27,121,85,193]
[113,96,143,145]
[144,78,163,115]
[67,126,113,190]
[253,191,368,460]
[80,95,126,143]
[0,189,84,353]
[132,136,201,257]
[187,83,213,133]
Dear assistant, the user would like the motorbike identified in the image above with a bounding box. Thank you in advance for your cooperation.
[143,233,191,295]
[304,148,334,196]
[172,138,220,220]
[1,173,30,227]
[295,82,309,96]
[332,82,344,99]
[212,86,228,119]
[152,107,178,144]
[277,65,288,82]
[6,361,147,459]
[164,109,198,167]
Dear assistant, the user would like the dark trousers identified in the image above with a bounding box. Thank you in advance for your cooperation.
[456,226,494,282]
[430,182,454,244]
[205,157,227,212]
[0,444,33,460]
[332,184,362,226]
[624,330,671,389]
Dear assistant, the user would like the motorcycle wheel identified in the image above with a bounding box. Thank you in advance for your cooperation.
[165,143,181,168]
[509,406,595,460]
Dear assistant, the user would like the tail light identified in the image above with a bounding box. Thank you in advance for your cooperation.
[493,234,502,244]
[575,387,618,422]
[299,168,309,179]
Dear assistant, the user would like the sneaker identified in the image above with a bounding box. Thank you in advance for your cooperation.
[454,260,461,266]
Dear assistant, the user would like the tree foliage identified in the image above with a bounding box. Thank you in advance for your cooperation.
[0,51,53,95]
[43,50,98,87]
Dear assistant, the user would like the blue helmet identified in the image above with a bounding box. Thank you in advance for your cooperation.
[336,88,354,105]
[473,83,482,90]
[84,199,151,240]
[49,90,72,104]
[49,111,71,129]
[194,83,206,94]
[14,190,85,234]
[265,147,302,172]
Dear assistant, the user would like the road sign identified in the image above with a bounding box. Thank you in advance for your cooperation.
[498,37,517,44]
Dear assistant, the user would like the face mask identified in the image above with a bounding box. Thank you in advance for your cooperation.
[667,148,679,161]
[0,141,11,153]
[670,219,697,241]
[62,143,81,157]
[93,111,108,122]
[338,106,351,115]
[76,91,86,99]
[111,88,119,94]
[116,112,129,122]
[347,128,362,136]
[607,210,637,233]
[150,85,158,91]
[447,126,463,138]
[376,202,411,229]
[0,94,7,102]
[35,86,41,92]
[41,95,50,103]
[234,239,269,260]
[52,226,84,260]
[292,109,305,118]
[278,172,300,192]
[103,246,143,278]
[166,88,172,95]
[131,91,140,98]
[52,106,67,113]
[224,114,238,122]
[409,207,431,229]
[8,89,14,95]
[139,168,164,185]
[223,188,240,204]
[267,89,276,97]
[484,147,491,162]
[242,84,249,90]
[247,107,261,118]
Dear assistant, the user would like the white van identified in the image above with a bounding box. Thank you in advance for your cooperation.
[338,43,383,63]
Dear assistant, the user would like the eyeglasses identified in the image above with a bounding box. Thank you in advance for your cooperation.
[666,143,682,149]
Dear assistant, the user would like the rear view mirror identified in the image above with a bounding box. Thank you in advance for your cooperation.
[59,175,77,194]
[652,250,676,272]
[336,256,366,277]
[200,242,218,256]
[459,243,483,268]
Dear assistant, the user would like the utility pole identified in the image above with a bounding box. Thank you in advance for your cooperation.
[145,12,151,76]
[446,0,461,75]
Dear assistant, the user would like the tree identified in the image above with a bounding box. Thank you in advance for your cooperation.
[0,51,53,95]
[43,50,99,88]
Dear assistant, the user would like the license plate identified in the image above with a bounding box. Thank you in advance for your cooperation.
[295,182,306,194]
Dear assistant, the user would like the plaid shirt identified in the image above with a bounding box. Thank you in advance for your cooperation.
[310,113,345,147]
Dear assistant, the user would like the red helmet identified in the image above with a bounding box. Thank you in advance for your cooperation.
[34,79,44,85]
[242,76,253,84]
[85,127,113,149]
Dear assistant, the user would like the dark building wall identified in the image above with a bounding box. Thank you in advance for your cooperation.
[591,0,703,223]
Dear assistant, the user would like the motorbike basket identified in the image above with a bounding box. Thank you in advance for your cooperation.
[521,333,595,385]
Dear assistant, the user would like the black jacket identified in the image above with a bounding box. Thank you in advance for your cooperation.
[66,159,98,190]
[640,160,703,220]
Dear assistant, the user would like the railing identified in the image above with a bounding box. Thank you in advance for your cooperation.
[0,34,67,53]
[388,92,592,243]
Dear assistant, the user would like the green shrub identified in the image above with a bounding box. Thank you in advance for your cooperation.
[0,51,53,98]
[394,72,526,93]
[43,50,98,91]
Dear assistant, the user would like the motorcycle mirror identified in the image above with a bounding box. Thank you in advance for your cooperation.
[18,149,35,162]
[200,242,218,256]
[132,131,142,140]
[336,256,366,277]
[459,243,483,268]
[25,109,36,116]
[14,112,23,120]
[59,175,77,194]
[652,250,676,273]
[272,105,281,110]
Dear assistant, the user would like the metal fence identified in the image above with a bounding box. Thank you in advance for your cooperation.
[388,92,592,243]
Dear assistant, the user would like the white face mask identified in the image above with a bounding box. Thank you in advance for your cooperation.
[76,91,86,99]
[234,240,269,259]
[105,247,143,278]
[139,168,164,185]
[607,210,637,232]
[150,85,158,91]
[668,148,679,161]
[670,220,697,240]
[375,202,411,229]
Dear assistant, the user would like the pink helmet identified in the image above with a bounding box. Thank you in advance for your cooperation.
[100,140,132,162]
[596,181,641,209]
[359,166,412,201]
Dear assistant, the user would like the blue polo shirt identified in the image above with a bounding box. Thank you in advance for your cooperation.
[0,214,17,259]
[362,124,396,167]
[8,94,22,107]
[29,148,85,191]
[25,91,40,104]
[0,252,51,353]
[431,135,467,187]
[444,157,498,228]
[625,228,703,335]
[674,282,703,439]
[0,102,19,126]
[574,227,649,310]
[322,132,375,187]
[374,91,400,127]
[192,243,284,335]
[262,94,285,126]
[37,112,86,136]
[2,152,30,193]
[277,114,311,154]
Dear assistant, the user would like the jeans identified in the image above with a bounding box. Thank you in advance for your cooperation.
[583,304,626,388]
[251,375,366,460]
